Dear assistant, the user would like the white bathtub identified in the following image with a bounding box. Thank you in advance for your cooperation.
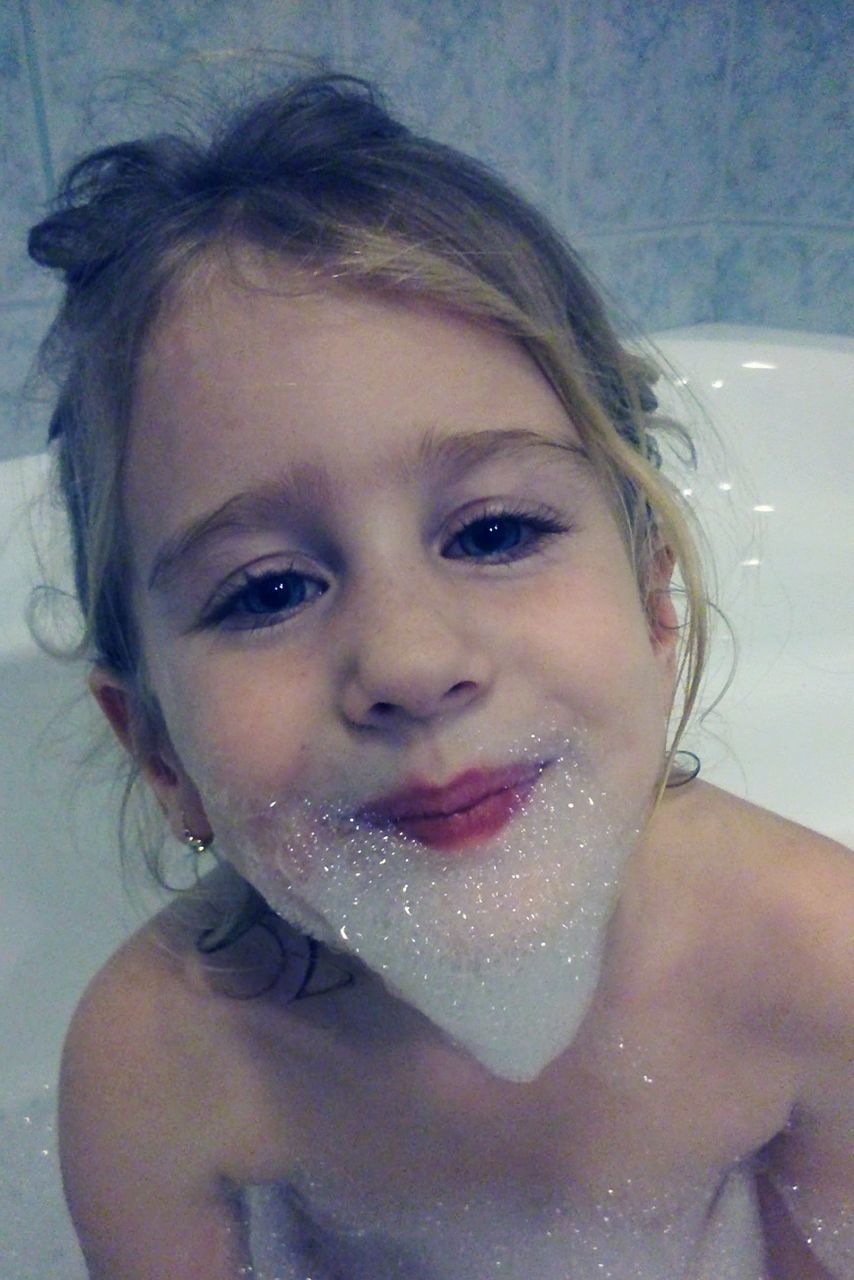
[1,324,851,1277]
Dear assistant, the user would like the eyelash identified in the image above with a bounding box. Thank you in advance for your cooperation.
[200,561,327,633]
[442,502,569,564]
[200,504,570,634]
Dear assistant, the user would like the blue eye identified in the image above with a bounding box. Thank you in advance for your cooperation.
[242,573,314,614]
[455,515,524,557]
[204,569,327,630]
[445,509,566,562]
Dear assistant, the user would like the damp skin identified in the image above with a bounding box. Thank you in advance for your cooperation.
[206,726,642,1082]
[239,1160,767,1279]
[112,278,725,1271]
[127,280,677,1082]
[764,1173,853,1276]
[9,1082,767,1280]
[131,280,678,864]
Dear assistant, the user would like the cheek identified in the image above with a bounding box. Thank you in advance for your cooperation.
[521,588,656,700]
[149,646,323,800]
[519,588,670,777]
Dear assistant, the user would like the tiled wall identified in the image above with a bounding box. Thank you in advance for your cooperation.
[1,0,850,460]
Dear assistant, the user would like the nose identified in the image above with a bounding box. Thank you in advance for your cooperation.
[337,573,492,732]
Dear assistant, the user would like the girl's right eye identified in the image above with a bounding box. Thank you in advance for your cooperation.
[202,568,328,632]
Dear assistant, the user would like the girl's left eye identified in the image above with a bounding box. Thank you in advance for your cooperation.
[443,510,567,562]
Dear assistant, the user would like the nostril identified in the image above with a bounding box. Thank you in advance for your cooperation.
[448,680,477,698]
[366,682,476,723]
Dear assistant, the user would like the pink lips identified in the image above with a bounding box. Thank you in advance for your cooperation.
[357,763,546,851]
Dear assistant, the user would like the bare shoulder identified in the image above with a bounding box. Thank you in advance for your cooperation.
[678,798,854,1274]
[59,880,304,1277]
[61,881,308,1165]
[654,781,852,1048]
[63,904,240,1139]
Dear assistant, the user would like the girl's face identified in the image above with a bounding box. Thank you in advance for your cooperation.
[120,257,677,877]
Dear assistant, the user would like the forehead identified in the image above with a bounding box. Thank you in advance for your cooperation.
[138,254,573,429]
[127,258,580,545]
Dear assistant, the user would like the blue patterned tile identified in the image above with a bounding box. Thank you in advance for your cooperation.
[9,0,849,456]
[0,303,56,461]
[348,0,729,234]
[0,6,52,301]
[725,0,852,220]
[343,0,567,220]
[559,0,729,230]
[31,0,345,174]
[470,0,567,223]
[576,228,718,333]
[344,0,494,131]
[714,226,852,335]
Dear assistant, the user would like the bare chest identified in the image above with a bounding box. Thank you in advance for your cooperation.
[236,979,790,1279]
[266,964,789,1188]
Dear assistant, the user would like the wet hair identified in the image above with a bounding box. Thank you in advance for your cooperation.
[28,72,708,959]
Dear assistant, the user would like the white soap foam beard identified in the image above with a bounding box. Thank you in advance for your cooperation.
[207,739,642,1083]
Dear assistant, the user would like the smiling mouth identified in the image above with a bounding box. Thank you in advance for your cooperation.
[355,763,548,851]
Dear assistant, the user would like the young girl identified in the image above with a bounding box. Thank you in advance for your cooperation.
[29,74,851,1280]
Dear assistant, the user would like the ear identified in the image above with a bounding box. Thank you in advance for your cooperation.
[88,666,212,844]
[645,545,680,674]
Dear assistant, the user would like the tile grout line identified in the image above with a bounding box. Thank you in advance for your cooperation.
[715,0,738,220]
[575,217,852,242]
[554,2,573,231]
[336,0,355,72]
[17,0,55,199]
[711,0,740,320]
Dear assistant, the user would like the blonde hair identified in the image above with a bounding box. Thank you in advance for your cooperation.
[29,73,707,841]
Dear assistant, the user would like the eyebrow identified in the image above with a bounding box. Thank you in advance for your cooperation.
[147,427,589,594]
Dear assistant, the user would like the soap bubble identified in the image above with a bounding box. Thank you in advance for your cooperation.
[209,723,642,1081]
